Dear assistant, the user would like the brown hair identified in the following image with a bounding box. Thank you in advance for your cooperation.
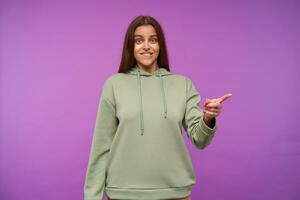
[118,15,170,73]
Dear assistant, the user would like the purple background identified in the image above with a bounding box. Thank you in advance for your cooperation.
[1,0,299,200]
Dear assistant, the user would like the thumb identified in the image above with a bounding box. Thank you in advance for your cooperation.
[204,98,211,106]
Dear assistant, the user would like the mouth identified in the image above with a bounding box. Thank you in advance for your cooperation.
[140,52,153,55]
[140,52,153,59]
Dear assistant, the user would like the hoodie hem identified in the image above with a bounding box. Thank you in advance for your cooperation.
[105,185,193,199]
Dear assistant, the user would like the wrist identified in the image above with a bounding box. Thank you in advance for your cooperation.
[203,115,214,128]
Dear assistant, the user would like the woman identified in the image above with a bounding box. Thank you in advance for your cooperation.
[84,15,232,200]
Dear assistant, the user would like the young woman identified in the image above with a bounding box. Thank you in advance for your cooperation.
[84,15,232,200]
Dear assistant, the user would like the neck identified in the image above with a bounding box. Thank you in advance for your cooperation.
[136,63,159,73]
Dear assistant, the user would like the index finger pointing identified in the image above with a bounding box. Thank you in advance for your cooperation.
[218,93,233,103]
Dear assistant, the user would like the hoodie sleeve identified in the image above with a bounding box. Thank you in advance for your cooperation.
[84,78,118,200]
[182,77,217,149]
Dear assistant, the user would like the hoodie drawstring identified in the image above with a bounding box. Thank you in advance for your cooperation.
[137,69,144,136]
[159,72,168,119]
[137,68,168,136]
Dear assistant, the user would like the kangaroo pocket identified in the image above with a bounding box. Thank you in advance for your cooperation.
[105,124,196,189]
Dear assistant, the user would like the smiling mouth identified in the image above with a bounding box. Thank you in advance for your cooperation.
[140,53,153,58]
[140,52,153,55]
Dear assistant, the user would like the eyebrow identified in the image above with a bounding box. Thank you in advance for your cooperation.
[134,34,157,37]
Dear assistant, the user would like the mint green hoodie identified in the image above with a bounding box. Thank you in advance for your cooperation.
[84,65,217,200]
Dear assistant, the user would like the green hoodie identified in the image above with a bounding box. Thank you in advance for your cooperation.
[84,65,217,200]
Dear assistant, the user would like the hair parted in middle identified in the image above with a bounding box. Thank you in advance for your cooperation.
[118,15,170,73]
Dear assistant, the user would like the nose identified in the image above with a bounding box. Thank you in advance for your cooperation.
[143,41,150,50]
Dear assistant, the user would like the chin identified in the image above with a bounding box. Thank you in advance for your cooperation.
[137,60,156,67]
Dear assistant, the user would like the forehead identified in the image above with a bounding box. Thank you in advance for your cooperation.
[134,25,157,37]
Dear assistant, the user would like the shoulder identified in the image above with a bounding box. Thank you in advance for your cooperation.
[102,73,124,87]
[164,72,187,82]
[172,74,199,94]
[168,73,193,85]
[105,73,123,82]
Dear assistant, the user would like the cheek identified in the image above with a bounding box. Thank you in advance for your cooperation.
[134,45,142,53]
[155,45,160,53]
[155,49,159,57]
[134,47,140,57]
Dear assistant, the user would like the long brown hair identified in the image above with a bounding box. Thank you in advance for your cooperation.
[118,15,170,73]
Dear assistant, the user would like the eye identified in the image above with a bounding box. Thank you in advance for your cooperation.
[150,38,158,43]
[135,38,143,44]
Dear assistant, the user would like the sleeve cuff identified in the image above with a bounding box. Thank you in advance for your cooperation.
[200,116,217,136]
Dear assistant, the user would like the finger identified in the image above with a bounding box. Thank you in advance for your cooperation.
[204,109,220,116]
[203,110,213,116]
[217,93,233,104]
[205,107,220,113]
[204,112,218,118]
[204,98,218,106]
[205,102,222,109]
[204,99,211,106]
[203,110,219,117]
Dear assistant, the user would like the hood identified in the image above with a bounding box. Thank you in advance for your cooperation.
[126,65,172,136]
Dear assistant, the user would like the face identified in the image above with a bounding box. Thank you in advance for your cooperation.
[133,25,160,69]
